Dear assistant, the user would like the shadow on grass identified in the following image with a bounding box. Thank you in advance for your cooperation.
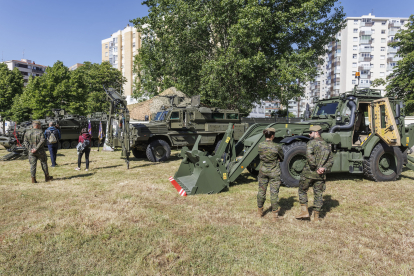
[263,196,298,216]
[60,161,96,166]
[328,173,364,182]
[54,173,94,180]
[97,165,123,169]
[319,195,340,218]
[230,173,255,187]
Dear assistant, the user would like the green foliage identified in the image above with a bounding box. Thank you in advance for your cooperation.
[371,78,386,88]
[274,109,295,118]
[384,15,414,114]
[0,63,24,121]
[131,0,345,112]
[11,61,126,122]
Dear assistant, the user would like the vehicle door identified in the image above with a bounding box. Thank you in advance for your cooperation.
[371,98,400,146]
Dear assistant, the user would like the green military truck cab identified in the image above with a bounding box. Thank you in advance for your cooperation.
[130,104,249,162]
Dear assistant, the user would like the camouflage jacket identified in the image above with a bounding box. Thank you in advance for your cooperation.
[302,137,333,180]
[24,129,46,154]
[258,140,284,174]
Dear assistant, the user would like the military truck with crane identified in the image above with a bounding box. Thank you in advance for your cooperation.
[169,88,414,196]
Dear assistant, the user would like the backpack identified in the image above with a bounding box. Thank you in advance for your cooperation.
[82,138,90,149]
[48,130,58,144]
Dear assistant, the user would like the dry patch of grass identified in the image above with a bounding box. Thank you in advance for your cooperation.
[1,145,414,275]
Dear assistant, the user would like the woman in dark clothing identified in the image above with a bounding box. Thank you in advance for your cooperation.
[75,128,92,171]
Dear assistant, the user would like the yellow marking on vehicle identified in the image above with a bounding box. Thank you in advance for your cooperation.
[225,137,230,143]
[241,166,244,169]
[223,173,227,180]
[285,124,288,128]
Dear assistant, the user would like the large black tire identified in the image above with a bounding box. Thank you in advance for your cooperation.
[246,165,259,176]
[146,139,171,162]
[280,141,307,188]
[70,140,78,149]
[363,142,403,182]
[61,140,70,149]
[132,147,146,158]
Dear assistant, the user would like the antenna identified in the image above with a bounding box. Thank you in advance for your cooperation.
[23,49,25,59]
[371,9,374,15]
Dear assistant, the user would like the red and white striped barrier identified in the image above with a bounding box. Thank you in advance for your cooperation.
[169,176,187,197]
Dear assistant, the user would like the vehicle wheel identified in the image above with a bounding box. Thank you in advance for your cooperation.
[146,139,171,162]
[132,147,146,158]
[93,140,100,147]
[70,140,78,149]
[363,142,403,181]
[280,141,307,188]
[61,141,70,149]
[58,141,62,149]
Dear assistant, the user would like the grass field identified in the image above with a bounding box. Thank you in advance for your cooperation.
[1,145,414,275]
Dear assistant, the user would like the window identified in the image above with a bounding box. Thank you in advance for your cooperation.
[352,71,356,76]
[354,19,359,24]
[212,113,224,119]
[353,45,357,51]
[380,64,385,68]
[381,30,386,34]
[382,21,386,25]
[381,47,385,51]
[352,80,356,84]
[353,54,357,59]
[133,42,135,48]
[372,29,375,34]
[353,28,358,33]
[226,113,239,119]
[381,38,386,43]
[380,55,385,59]
[380,72,385,77]
[352,62,357,67]
[401,20,405,24]
[370,55,374,59]
[105,52,108,57]
[170,112,180,120]
[133,33,135,38]
[105,44,108,49]
[361,53,370,57]
[380,105,386,128]
[353,37,358,42]
[361,35,371,40]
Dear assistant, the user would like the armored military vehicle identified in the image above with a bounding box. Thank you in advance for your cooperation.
[128,96,250,162]
[170,87,414,195]
[0,110,107,154]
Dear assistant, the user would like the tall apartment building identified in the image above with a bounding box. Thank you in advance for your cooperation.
[1,59,47,86]
[304,13,408,110]
[102,24,141,104]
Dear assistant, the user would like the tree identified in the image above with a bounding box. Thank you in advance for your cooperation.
[131,0,345,112]
[10,61,126,122]
[0,63,24,131]
[382,15,414,114]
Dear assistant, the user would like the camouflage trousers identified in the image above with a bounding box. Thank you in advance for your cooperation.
[29,152,49,178]
[298,175,326,212]
[257,170,281,211]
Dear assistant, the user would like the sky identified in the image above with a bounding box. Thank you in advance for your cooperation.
[0,0,413,68]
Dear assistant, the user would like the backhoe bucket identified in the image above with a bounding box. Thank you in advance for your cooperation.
[170,154,229,196]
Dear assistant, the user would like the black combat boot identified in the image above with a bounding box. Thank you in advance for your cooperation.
[45,175,53,182]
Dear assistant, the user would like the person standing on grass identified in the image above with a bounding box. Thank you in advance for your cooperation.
[44,121,61,167]
[24,120,53,183]
[75,128,92,171]
[296,125,333,222]
[257,127,284,221]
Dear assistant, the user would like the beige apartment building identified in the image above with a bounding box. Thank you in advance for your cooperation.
[1,59,47,86]
[304,13,409,110]
[102,24,141,104]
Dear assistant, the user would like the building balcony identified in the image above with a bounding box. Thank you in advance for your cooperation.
[359,30,372,36]
[387,65,395,71]
[388,30,398,36]
[334,67,340,74]
[359,82,371,88]
[334,85,340,90]
[334,52,341,58]
[360,74,370,79]
[359,46,372,52]
[358,65,371,71]
[360,22,373,27]
[359,57,372,62]
[32,69,44,73]
[389,22,401,28]
[387,47,398,53]
[359,39,372,45]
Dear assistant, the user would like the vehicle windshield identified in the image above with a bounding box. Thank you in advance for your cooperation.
[154,111,168,121]
[315,102,339,116]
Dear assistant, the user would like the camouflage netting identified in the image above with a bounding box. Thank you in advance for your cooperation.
[128,87,192,120]
[149,87,191,114]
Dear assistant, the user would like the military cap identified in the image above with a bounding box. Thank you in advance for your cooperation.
[266,127,276,132]
[309,125,322,132]
[32,120,41,125]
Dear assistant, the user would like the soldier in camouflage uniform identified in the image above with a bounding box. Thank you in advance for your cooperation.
[257,127,285,221]
[24,121,53,183]
[296,125,333,221]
